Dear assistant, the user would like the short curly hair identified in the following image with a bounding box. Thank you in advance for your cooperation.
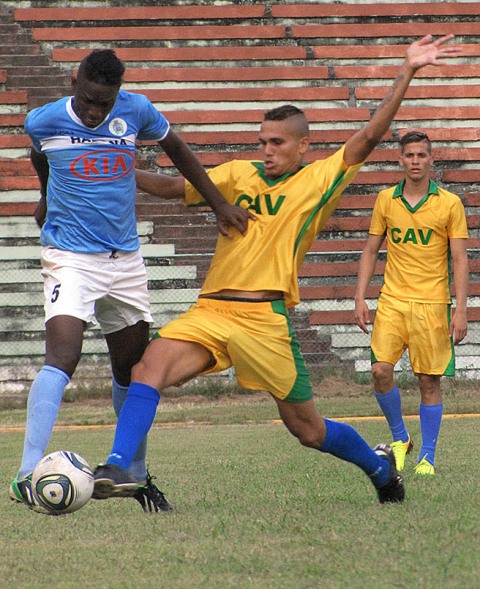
[78,49,125,86]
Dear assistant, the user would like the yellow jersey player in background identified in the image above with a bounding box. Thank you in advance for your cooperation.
[92,35,461,506]
[355,131,469,476]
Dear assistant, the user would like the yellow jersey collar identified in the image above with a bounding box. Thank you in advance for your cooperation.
[252,162,307,187]
[392,178,439,198]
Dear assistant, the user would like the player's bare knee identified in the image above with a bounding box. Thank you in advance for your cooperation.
[372,363,394,392]
[130,359,164,390]
[371,362,386,381]
[292,427,323,449]
[418,374,441,404]
[111,366,132,387]
[131,358,150,382]
[45,349,81,378]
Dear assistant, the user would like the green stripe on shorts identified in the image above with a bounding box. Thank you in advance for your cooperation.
[444,305,455,377]
[271,300,313,402]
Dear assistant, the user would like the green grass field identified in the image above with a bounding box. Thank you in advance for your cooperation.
[1,390,478,589]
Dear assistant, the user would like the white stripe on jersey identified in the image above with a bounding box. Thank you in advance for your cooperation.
[40,133,137,151]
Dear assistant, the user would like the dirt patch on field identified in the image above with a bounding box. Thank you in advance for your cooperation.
[65,376,372,407]
[157,375,373,405]
[312,376,372,398]
[61,373,479,410]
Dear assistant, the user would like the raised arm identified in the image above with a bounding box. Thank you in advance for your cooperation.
[344,35,462,166]
[159,129,254,236]
[354,234,385,333]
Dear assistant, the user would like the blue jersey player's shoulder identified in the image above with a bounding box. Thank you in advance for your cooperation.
[25,97,73,152]
[115,90,170,142]
[25,97,70,137]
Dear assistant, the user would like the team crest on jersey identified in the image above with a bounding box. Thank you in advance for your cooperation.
[109,117,127,136]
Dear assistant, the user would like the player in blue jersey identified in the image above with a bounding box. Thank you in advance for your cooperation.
[9,49,252,515]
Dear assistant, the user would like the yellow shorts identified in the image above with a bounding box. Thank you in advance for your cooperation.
[156,298,313,402]
[371,293,454,376]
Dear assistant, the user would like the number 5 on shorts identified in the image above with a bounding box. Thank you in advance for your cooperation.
[51,283,61,303]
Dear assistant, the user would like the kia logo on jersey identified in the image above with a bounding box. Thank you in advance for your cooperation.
[70,149,134,181]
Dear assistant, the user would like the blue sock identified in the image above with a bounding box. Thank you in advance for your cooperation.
[375,386,409,443]
[112,378,148,481]
[418,403,443,466]
[107,382,160,471]
[319,418,390,487]
[18,365,70,477]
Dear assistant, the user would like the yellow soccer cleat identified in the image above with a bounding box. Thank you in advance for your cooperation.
[414,456,435,475]
[390,435,414,471]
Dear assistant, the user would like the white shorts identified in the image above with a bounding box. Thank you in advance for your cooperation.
[41,246,153,335]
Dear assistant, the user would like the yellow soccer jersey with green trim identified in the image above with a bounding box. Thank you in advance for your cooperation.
[369,179,468,303]
[185,146,363,307]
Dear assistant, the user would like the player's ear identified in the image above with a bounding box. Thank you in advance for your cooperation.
[299,136,310,154]
[71,67,79,92]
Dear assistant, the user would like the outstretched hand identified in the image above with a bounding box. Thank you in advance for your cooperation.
[215,202,256,237]
[406,34,462,71]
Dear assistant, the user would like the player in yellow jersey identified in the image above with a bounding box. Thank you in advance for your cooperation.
[355,131,469,475]
[93,36,461,505]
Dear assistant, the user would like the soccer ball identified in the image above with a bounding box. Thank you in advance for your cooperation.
[32,450,94,515]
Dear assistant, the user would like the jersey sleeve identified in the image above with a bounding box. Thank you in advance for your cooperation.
[447,197,469,239]
[310,145,364,201]
[369,192,388,236]
[24,106,48,152]
[184,161,234,206]
[135,94,170,142]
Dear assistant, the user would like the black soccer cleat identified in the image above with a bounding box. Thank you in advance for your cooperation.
[373,443,405,504]
[92,463,141,500]
[133,471,174,513]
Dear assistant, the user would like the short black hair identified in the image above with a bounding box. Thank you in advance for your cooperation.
[78,49,125,86]
[263,105,309,137]
[400,131,432,153]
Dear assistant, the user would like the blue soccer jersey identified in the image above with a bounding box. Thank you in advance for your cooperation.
[26,90,170,253]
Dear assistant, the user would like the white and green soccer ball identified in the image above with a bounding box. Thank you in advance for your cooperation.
[32,450,94,514]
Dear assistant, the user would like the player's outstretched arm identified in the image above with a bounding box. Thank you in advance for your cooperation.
[135,169,185,200]
[159,129,255,237]
[354,234,384,333]
[344,35,462,166]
